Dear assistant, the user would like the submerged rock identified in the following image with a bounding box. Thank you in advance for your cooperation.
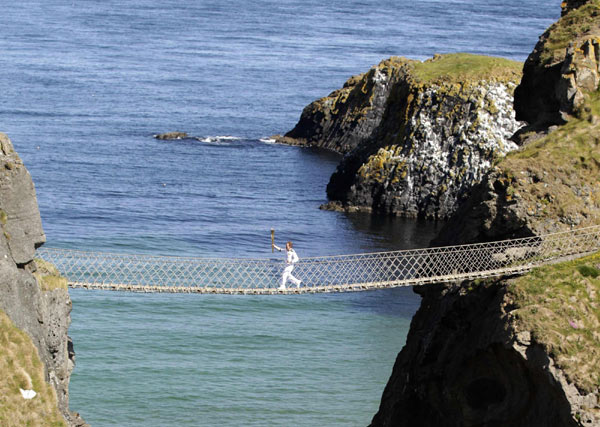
[154,131,189,140]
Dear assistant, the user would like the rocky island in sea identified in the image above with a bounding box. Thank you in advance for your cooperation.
[274,54,525,220]
[277,0,600,425]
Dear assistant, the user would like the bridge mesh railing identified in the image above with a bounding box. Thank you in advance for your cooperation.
[35,225,600,293]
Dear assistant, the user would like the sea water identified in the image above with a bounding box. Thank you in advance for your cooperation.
[0,1,559,425]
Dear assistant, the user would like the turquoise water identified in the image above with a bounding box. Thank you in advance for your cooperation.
[70,288,417,426]
[0,0,560,425]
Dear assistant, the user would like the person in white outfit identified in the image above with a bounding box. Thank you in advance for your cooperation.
[272,241,301,289]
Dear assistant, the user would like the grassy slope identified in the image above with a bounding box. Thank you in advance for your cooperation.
[498,91,600,226]
[0,309,66,426]
[500,87,600,394]
[509,252,600,393]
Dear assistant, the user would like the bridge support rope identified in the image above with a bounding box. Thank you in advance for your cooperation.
[35,225,600,294]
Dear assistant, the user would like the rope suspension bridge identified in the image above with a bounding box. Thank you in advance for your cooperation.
[35,225,600,295]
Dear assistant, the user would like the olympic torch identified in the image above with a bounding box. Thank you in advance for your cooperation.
[271,228,275,252]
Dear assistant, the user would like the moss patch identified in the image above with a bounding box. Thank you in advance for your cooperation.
[0,309,66,426]
[33,259,68,291]
[410,53,523,86]
[509,251,600,393]
[0,209,7,226]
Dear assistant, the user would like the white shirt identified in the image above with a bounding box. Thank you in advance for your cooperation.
[286,248,299,265]
[274,245,299,264]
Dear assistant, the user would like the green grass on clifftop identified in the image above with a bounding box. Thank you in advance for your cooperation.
[509,252,600,393]
[410,53,523,85]
[0,309,66,426]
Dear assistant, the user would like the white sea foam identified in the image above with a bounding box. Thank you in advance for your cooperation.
[259,137,278,145]
[196,135,242,145]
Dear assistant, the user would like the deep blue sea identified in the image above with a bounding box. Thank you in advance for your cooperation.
[1,1,559,425]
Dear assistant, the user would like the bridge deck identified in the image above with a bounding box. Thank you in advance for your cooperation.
[37,225,600,294]
[67,265,535,294]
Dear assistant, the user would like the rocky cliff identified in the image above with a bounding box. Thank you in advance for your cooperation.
[514,0,600,127]
[0,133,85,426]
[275,57,413,154]
[276,54,524,219]
[370,253,600,426]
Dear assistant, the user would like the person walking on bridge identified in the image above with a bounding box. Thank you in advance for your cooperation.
[272,241,302,290]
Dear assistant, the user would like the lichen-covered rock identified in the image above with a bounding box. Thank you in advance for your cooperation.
[0,133,86,426]
[514,1,600,126]
[313,54,524,219]
[558,37,600,115]
[274,57,416,154]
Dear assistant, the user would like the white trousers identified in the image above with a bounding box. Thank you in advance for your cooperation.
[281,264,301,287]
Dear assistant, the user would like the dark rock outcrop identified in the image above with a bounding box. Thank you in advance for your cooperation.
[562,0,592,15]
[514,1,600,127]
[274,57,414,154]
[0,133,85,426]
[154,131,189,140]
[370,276,596,426]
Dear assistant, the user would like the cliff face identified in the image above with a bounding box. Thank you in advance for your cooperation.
[277,54,524,219]
[514,1,600,127]
[371,253,600,426]
[0,133,85,426]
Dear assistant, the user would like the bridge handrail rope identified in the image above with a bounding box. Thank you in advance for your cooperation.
[35,225,600,294]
